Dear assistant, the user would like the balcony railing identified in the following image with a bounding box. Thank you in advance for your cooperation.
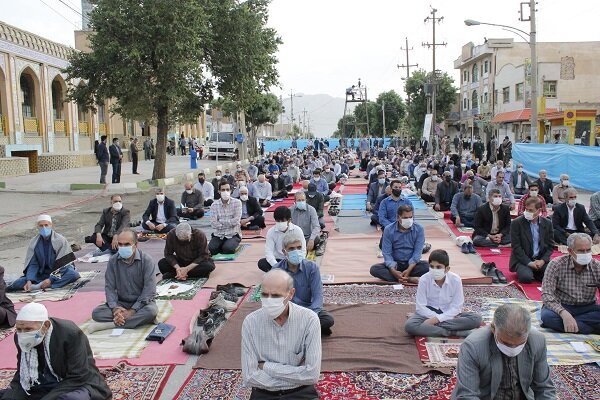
[24,117,39,135]
[54,119,67,135]
[0,115,6,136]
[78,121,89,135]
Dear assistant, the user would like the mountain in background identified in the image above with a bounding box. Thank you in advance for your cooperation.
[277,94,352,138]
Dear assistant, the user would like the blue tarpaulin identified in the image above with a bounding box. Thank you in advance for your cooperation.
[262,138,393,153]
[512,144,600,192]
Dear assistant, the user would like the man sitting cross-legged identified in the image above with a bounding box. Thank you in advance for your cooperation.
[142,187,179,233]
[472,189,511,247]
[370,205,430,284]
[84,194,130,256]
[178,181,205,220]
[208,181,243,255]
[239,186,266,231]
[258,206,306,272]
[405,249,482,337]
[158,223,215,281]
[89,230,158,333]
[450,183,482,228]
[273,230,334,336]
[290,191,321,252]
[552,188,600,245]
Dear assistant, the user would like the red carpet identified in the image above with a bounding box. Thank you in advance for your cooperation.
[341,184,369,194]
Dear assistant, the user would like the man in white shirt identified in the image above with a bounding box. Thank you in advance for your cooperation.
[258,206,306,272]
[404,249,482,337]
[253,174,273,207]
[193,172,214,207]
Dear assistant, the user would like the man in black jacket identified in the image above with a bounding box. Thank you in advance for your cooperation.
[472,189,511,247]
[142,188,179,233]
[434,171,459,212]
[96,135,110,184]
[0,266,16,328]
[0,303,111,400]
[268,172,288,199]
[552,188,600,245]
[239,187,265,230]
[510,196,554,283]
[178,182,204,220]
[108,138,123,184]
[84,194,131,255]
[535,169,554,205]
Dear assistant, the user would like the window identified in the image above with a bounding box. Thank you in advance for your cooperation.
[463,70,469,83]
[502,87,510,103]
[484,92,489,104]
[472,64,479,83]
[484,60,489,74]
[20,74,35,117]
[515,83,524,101]
[543,80,557,98]
[472,90,479,109]
[463,97,468,110]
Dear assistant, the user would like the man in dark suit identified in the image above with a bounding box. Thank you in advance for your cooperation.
[84,194,131,255]
[472,189,512,247]
[510,196,554,283]
[552,188,600,245]
[97,135,110,184]
[535,169,554,205]
[239,186,266,230]
[268,172,288,199]
[129,137,139,175]
[142,188,179,233]
[434,171,459,212]
[109,137,123,183]
[0,266,16,328]
[510,163,532,196]
[367,169,388,212]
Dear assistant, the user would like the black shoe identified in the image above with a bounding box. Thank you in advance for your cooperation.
[321,327,332,336]
[181,328,209,355]
[210,290,238,302]
[248,225,261,231]
[461,243,469,254]
[422,243,432,254]
[467,242,477,254]
[216,284,246,297]
[495,268,508,284]
[481,262,499,284]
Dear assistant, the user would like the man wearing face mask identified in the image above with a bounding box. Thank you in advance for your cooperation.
[371,205,429,284]
[534,169,553,205]
[552,174,571,204]
[0,266,16,328]
[273,231,334,336]
[211,170,224,201]
[239,186,266,231]
[0,303,112,400]
[241,269,322,399]
[142,188,179,233]
[472,189,511,248]
[258,207,306,272]
[268,171,288,200]
[84,194,130,256]
[516,182,547,218]
[510,163,532,197]
[193,172,215,207]
[552,188,600,245]
[452,304,555,399]
[89,230,158,333]
[209,181,243,255]
[434,172,459,212]
[178,182,205,220]
[290,192,322,252]
[254,174,273,207]
[420,169,439,203]
[158,223,215,281]
[510,197,554,284]
[310,169,331,200]
[485,171,515,209]
[450,184,482,231]
[8,215,80,292]
[367,169,389,212]
[378,179,413,228]
[541,233,600,334]
[321,165,337,191]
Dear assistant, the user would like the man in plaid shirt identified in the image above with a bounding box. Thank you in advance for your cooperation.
[208,181,242,255]
[541,232,600,334]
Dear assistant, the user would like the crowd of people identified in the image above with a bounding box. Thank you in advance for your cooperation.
[1,136,599,400]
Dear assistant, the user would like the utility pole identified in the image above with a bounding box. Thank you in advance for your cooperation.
[423,7,447,153]
[290,89,295,135]
[520,0,538,142]
[382,100,386,142]
[302,109,308,139]
[398,37,419,105]
[279,94,284,137]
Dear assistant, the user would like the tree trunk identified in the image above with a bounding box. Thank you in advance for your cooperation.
[152,107,168,180]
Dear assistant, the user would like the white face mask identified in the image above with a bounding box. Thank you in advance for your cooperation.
[400,218,413,229]
[529,190,538,197]
[492,197,503,206]
[562,180,570,187]
[495,335,526,358]
[261,296,287,319]
[185,189,193,194]
[523,210,535,221]
[275,221,288,232]
[156,194,165,203]
[574,252,593,265]
[220,191,231,201]
[568,199,577,207]
[18,327,45,352]
[429,268,446,281]
[112,201,123,211]
[517,167,524,172]
[313,176,321,181]
[431,175,438,181]
[240,194,249,201]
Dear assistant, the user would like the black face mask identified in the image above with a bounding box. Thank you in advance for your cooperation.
[464,194,471,199]
[198,178,205,184]
[392,188,402,197]
[445,176,452,182]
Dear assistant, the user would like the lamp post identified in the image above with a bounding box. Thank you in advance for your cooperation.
[465,0,539,143]
[289,90,303,138]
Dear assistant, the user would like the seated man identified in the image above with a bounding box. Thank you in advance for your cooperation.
[0,266,16,328]
[472,189,511,247]
[485,170,515,209]
[517,182,548,218]
[281,167,294,191]
[142,188,178,233]
[90,230,158,332]
[552,188,600,245]
[306,183,325,229]
[193,172,214,207]
[1,303,112,400]
[241,269,321,399]
[234,162,250,183]
[290,192,321,252]
[208,181,242,255]
[536,169,554,205]
[378,179,413,228]
[8,215,80,292]
[253,174,273,207]
[541,232,600,334]
[552,174,571,204]
[452,304,555,399]
[420,169,439,203]
[239,186,266,231]
[84,194,130,255]
[510,196,554,283]
[510,163,532,196]
[434,171,459,212]
[590,191,600,230]
[268,171,288,199]
[370,186,392,227]
[321,165,337,191]
[450,183,482,228]
[211,170,224,202]
[370,205,430,283]
[258,206,306,272]
[366,169,388,212]
[310,168,331,200]
[158,223,215,280]
[178,181,205,220]
[247,162,259,182]
[273,230,334,335]
[405,249,482,337]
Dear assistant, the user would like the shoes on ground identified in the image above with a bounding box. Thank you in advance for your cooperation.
[467,242,477,254]
[422,243,432,254]
[461,243,469,254]
[495,268,508,284]
[208,292,237,311]
[481,262,499,284]
[216,284,247,297]
[211,289,239,302]
[181,329,209,355]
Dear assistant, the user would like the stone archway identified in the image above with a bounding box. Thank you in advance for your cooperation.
[19,66,42,135]
[51,75,69,135]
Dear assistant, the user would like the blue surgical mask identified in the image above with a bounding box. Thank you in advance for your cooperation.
[39,227,52,238]
[296,201,307,210]
[288,249,305,265]
[118,245,134,259]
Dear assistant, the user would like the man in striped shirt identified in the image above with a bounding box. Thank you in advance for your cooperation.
[241,270,321,399]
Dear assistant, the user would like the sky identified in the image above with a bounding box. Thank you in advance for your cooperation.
[2,0,599,101]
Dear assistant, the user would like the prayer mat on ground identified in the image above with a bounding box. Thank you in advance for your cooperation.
[194,301,450,375]
[340,194,367,210]
[481,298,600,365]
[77,251,112,263]
[551,364,600,400]
[203,241,266,289]
[212,244,251,261]
[416,337,464,368]
[240,228,265,239]
[155,278,207,300]
[339,184,368,194]
[79,300,173,360]
[0,327,15,343]
[137,232,168,240]
[6,270,100,303]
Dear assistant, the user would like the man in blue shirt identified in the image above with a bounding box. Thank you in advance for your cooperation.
[310,168,331,200]
[370,205,430,283]
[378,179,413,228]
[273,230,334,335]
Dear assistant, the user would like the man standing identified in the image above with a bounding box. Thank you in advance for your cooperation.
[0,266,16,328]
[129,137,139,175]
[541,232,600,334]
[472,189,512,247]
[90,230,158,333]
[178,182,205,220]
[452,304,555,399]
[84,194,130,255]
[142,188,179,233]
[158,223,215,280]
[109,137,123,183]
[551,188,600,245]
[290,192,321,253]
[97,135,110,184]
[241,270,321,399]
[208,181,242,255]
[143,137,151,161]
[0,303,111,400]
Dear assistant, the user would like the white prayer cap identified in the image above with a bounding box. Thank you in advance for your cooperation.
[37,214,52,223]
[16,303,49,322]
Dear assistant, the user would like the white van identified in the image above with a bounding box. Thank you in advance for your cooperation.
[207,131,237,160]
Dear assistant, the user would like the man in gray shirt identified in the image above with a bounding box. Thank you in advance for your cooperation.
[88,230,158,333]
[450,184,482,228]
[290,192,321,252]
[241,269,321,399]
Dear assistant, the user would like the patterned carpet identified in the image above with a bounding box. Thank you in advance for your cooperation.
[0,327,15,343]
[0,362,174,400]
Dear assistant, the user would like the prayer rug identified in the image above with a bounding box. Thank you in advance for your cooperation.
[6,270,100,303]
[0,327,15,343]
[340,194,367,210]
[551,363,600,400]
[212,244,251,261]
[174,369,252,400]
[0,370,13,391]
[155,278,207,300]
[481,298,600,365]
[79,300,174,360]
[240,228,265,239]
[416,337,464,368]
[137,232,168,240]
[77,251,112,263]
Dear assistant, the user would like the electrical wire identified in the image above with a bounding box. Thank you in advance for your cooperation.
[37,0,80,29]
[55,0,91,26]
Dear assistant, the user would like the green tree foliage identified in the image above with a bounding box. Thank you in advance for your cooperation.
[65,0,280,179]
[373,90,405,137]
[405,69,457,138]
[333,114,356,138]
[353,101,379,137]
[245,93,281,155]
